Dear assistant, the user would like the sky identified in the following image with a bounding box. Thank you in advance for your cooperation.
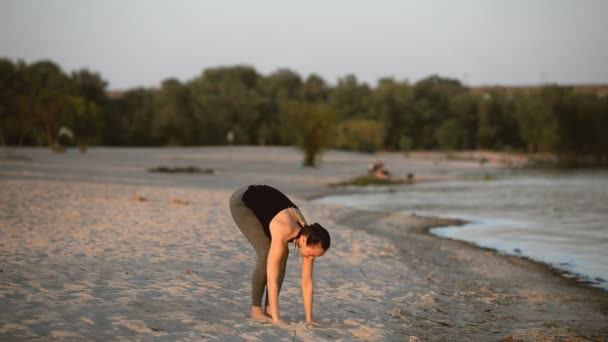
[1,0,607,90]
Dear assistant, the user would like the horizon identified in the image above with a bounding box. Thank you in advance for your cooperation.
[5,57,608,92]
[95,64,607,93]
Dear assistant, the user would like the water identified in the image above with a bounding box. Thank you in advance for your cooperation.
[315,171,608,290]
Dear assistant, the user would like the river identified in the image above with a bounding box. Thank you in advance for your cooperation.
[315,170,608,290]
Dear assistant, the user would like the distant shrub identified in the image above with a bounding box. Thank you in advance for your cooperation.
[333,119,385,153]
[280,101,336,167]
[330,176,407,187]
[148,166,214,174]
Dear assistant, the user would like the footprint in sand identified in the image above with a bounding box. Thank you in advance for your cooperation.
[51,331,85,339]
[342,319,383,340]
[0,323,29,334]
[343,319,360,327]
[110,316,166,335]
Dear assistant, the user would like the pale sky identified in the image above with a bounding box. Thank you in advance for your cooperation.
[1,0,607,90]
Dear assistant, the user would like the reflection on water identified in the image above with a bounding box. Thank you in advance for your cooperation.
[316,170,608,290]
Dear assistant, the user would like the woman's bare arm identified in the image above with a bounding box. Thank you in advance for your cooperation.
[301,256,316,324]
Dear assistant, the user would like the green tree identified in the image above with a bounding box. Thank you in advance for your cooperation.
[0,58,18,145]
[257,68,303,145]
[61,96,103,150]
[476,91,521,150]
[330,74,373,121]
[23,61,71,149]
[104,88,157,145]
[372,78,415,150]
[445,93,478,149]
[593,96,608,162]
[258,68,302,102]
[334,119,385,153]
[71,69,108,105]
[68,69,108,148]
[411,75,468,149]
[281,101,336,167]
[514,89,559,153]
[301,73,329,103]
[154,78,195,145]
[189,65,262,145]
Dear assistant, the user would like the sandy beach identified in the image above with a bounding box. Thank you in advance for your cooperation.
[1,146,607,341]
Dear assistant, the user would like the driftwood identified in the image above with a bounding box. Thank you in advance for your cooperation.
[148,166,214,174]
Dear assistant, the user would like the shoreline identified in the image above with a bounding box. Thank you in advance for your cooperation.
[313,198,608,339]
[427,224,608,293]
[425,217,608,294]
[309,185,608,293]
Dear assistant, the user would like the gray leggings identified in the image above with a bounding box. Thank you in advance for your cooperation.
[229,186,289,308]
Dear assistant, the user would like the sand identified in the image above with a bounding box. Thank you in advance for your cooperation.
[1,146,607,341]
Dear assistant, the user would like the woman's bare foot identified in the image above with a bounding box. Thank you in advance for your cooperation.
[251,307,272,323]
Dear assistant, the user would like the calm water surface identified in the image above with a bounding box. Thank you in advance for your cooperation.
[316,170,608,290]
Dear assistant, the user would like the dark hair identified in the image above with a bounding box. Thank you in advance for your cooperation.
[300,223,331,250]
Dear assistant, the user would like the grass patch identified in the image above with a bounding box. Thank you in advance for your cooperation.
[330,176,409,187]
[483,172,497,181]
[148,166,214,174]
[464,172,498,182]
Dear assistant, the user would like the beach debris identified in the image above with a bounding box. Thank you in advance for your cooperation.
[186,269,194,274]
[148,166,214,174]
[330,173,414,187]
[227,130,234,144]
[388,306,451,327]
[359,267,368,280]
[1,151,32,161]
[131,195,147,202]
[482,172,496,181]
[407,173,415,183]
[420,291,439,305]
[409,337,421,342]
[542,320,558,328]
[387,307,407,319]
[171,198,189,205]
[57,126,75,140]
[343,319,359,326]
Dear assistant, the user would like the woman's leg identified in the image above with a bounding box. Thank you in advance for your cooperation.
[229,187,272,319]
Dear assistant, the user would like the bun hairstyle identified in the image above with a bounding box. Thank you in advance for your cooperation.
[300,223,331,250]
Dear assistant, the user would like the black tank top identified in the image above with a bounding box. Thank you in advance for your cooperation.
[241,185,298,238]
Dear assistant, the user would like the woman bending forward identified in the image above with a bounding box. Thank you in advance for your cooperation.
[229,185,331,326]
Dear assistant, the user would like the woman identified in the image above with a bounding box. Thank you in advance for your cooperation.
[229,184,331,326]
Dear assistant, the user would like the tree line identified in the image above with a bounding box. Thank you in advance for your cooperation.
[1,58,607,165]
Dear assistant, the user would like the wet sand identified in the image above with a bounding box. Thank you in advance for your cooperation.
[0,146,607,341]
